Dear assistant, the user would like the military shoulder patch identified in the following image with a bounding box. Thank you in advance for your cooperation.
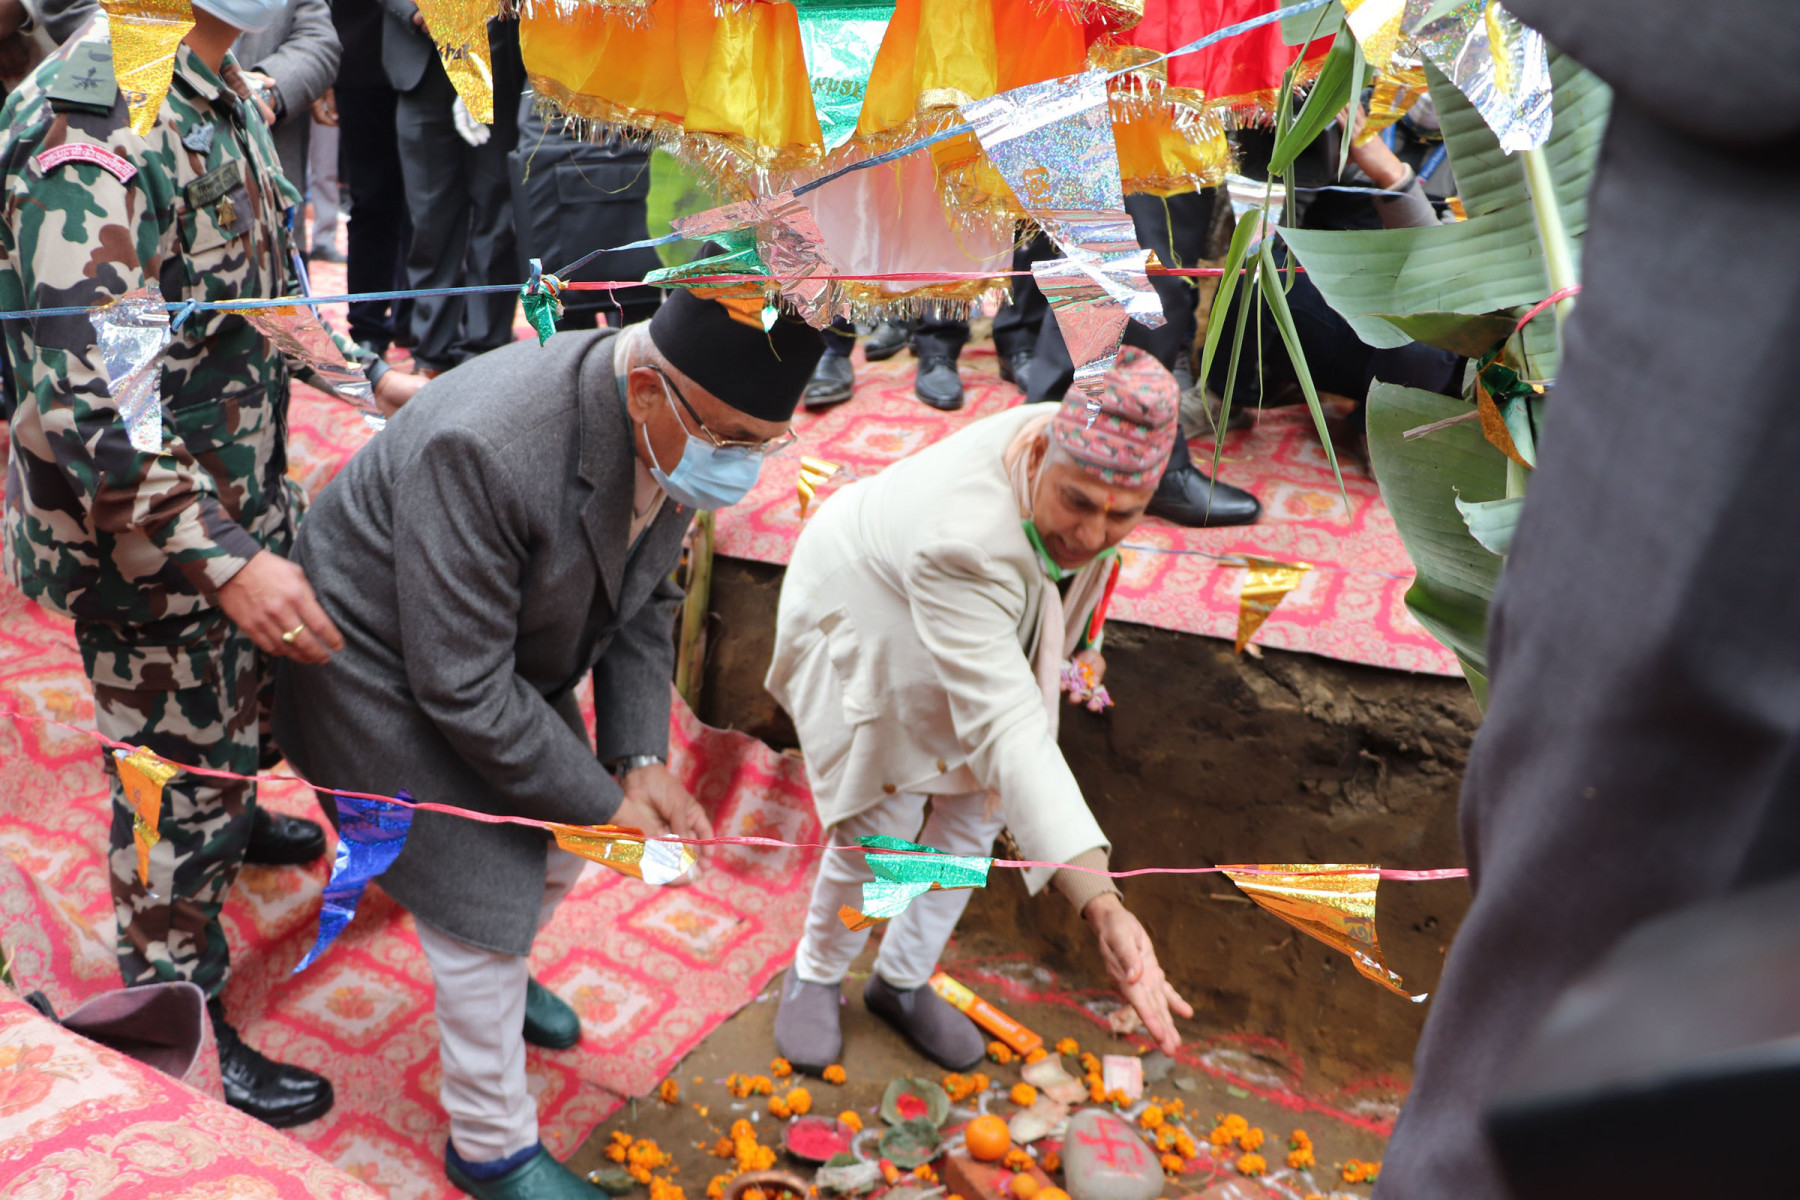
[34,142,136,183]
[46,41,118,114]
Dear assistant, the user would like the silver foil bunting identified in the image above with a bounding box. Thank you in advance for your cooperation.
[241,304,384,428]
[92,286,172,455]
[674,191,843,328]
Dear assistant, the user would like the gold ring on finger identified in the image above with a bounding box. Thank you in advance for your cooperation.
[281,623,308,645]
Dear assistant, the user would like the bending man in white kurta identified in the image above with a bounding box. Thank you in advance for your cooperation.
[766,349,1194,1073]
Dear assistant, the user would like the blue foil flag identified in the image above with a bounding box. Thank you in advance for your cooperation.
[294,791,415,973]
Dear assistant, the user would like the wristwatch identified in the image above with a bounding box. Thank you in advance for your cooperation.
[613,754,665,777]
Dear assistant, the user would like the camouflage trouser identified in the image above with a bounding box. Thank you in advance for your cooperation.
[85,612,274,999]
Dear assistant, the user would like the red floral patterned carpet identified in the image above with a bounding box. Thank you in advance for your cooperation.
[1,351,823,1193]
[723,346,1458,677]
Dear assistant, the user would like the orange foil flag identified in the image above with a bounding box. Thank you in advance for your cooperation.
[549,823,695,886]
[1221,864,1426,1002]
[114,747,179,885]
[1235,557,1311,652]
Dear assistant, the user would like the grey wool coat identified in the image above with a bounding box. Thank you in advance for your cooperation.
[273,329,692,954]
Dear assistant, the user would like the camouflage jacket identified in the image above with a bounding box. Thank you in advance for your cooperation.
[0,19,375,641]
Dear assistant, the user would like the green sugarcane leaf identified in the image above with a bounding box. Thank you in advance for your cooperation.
[1366,381,1507,675]
[1281,0,1343,45]
[1258,237,1347,508]
[1198,203,1266,396]
[1269,29,1358,174]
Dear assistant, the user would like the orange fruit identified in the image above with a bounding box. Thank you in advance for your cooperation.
[1011,1176,1042,1199]
[1038,1190,1071,1200]
[965,1115,1011,1162]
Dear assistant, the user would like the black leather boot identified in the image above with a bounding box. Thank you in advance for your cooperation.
[914,357,964,411]
[1146,465,1262,528]
[210,1000,335,1128]
[243,807,327,867]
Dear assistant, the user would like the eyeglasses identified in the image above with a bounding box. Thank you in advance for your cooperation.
[648,366,797,459]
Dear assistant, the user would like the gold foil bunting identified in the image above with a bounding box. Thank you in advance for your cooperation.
[417,0,493,124]
[1222,865,1425,1001]
[1234,557,1311,653]
[114,746,179,885]
[549,823,696,886]
[103,0,195,137]
[796,456,840,519]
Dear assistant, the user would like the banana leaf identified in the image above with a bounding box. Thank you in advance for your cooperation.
[1365,381,1506,683]
[1281,50,1611,373]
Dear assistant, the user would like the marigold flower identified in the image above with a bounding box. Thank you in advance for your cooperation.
[988,1041,1015,1065]
[727,1073,753,1098]
[786,1088,813,1115]
[1287,1146,1316,1170]
[1341,1159,1381,1184]
[769,1095,790,1119]
[1173,1132,1197,1159]
[972,1073,991,1093]
[1237,1154,1266,1177]
[1159,1154,1184,1175]
[1011,1084,1038,1107]
[1056,1038,1080,1057]
[744,1188,769,1200]
[771,1058,793,1078]
[839,1111,863,1133]
[1089,1080,1108,1104]
[1215,1114,1249,1137]
[823,1065,847,1085]
[660,1079,681,1104]
[1238,1127,1264,1153]
[1078,1053,1101,1076]
[914,1165,938,1184]
[750,1076,775,1096]
[607,1144,630,1163]
[1164,1100,1184,1118]
[1289,1130,1312,1151]
[730,1120,754,1141]
[1105,1090,1129,1108]
[1041,1151,1060,1173]
[710,1137,734,1159]
[1155,1126,1176,1152]
[1003,1149,1034,1173]
[650,1178,686,1200]
[706,1176,731,1200]
[1138,1105,1164,1130]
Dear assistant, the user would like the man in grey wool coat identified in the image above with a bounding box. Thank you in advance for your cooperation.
[275,288,823,1200]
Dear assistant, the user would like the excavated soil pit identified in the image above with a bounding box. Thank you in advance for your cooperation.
[695,558,1479,1100]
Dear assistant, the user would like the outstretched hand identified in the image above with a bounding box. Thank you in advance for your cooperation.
[1084,893,1194,1055]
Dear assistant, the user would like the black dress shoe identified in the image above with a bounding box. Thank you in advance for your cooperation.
[211,1002,334,1128]
[862,319,911,362]
[243,808,327,867]
[999,350,1033,388]
[803,353,855,411]
[1147,465,1262,527]
[914,357,964,411]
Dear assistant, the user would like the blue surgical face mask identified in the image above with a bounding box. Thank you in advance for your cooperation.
[193,0,289,33]
[640,376,764,511]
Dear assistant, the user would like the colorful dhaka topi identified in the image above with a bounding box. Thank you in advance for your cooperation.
[1050,346,1180,488]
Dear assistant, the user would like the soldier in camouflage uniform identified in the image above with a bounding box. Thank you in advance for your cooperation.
[0,0,421,1128]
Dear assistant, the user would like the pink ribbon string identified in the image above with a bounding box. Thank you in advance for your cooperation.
[4,707,1466,882]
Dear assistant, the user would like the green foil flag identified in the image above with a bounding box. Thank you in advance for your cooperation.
[839,835,994,930]
[794,0,895,152]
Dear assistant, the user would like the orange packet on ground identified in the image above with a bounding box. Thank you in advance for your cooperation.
[929,971,1044,1057]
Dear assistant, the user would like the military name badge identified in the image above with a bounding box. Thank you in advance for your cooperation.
[34,142,137,184]
[183,159,242,209]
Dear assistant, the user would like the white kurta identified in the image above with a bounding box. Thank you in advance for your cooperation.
[765,406,1109,893]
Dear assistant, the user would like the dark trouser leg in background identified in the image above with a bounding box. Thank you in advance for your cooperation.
[805,320,858,410]
[992,231,1056,374]
[337,83,412,353]
[912,318,969,411]
[394,29,523,372]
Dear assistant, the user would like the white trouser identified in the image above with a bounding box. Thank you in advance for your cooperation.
[414,847,587,1162]
[793,791,1003,991]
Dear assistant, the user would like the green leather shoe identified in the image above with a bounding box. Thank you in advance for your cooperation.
[445,1144,595,1199]
[522,977,580,1050]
